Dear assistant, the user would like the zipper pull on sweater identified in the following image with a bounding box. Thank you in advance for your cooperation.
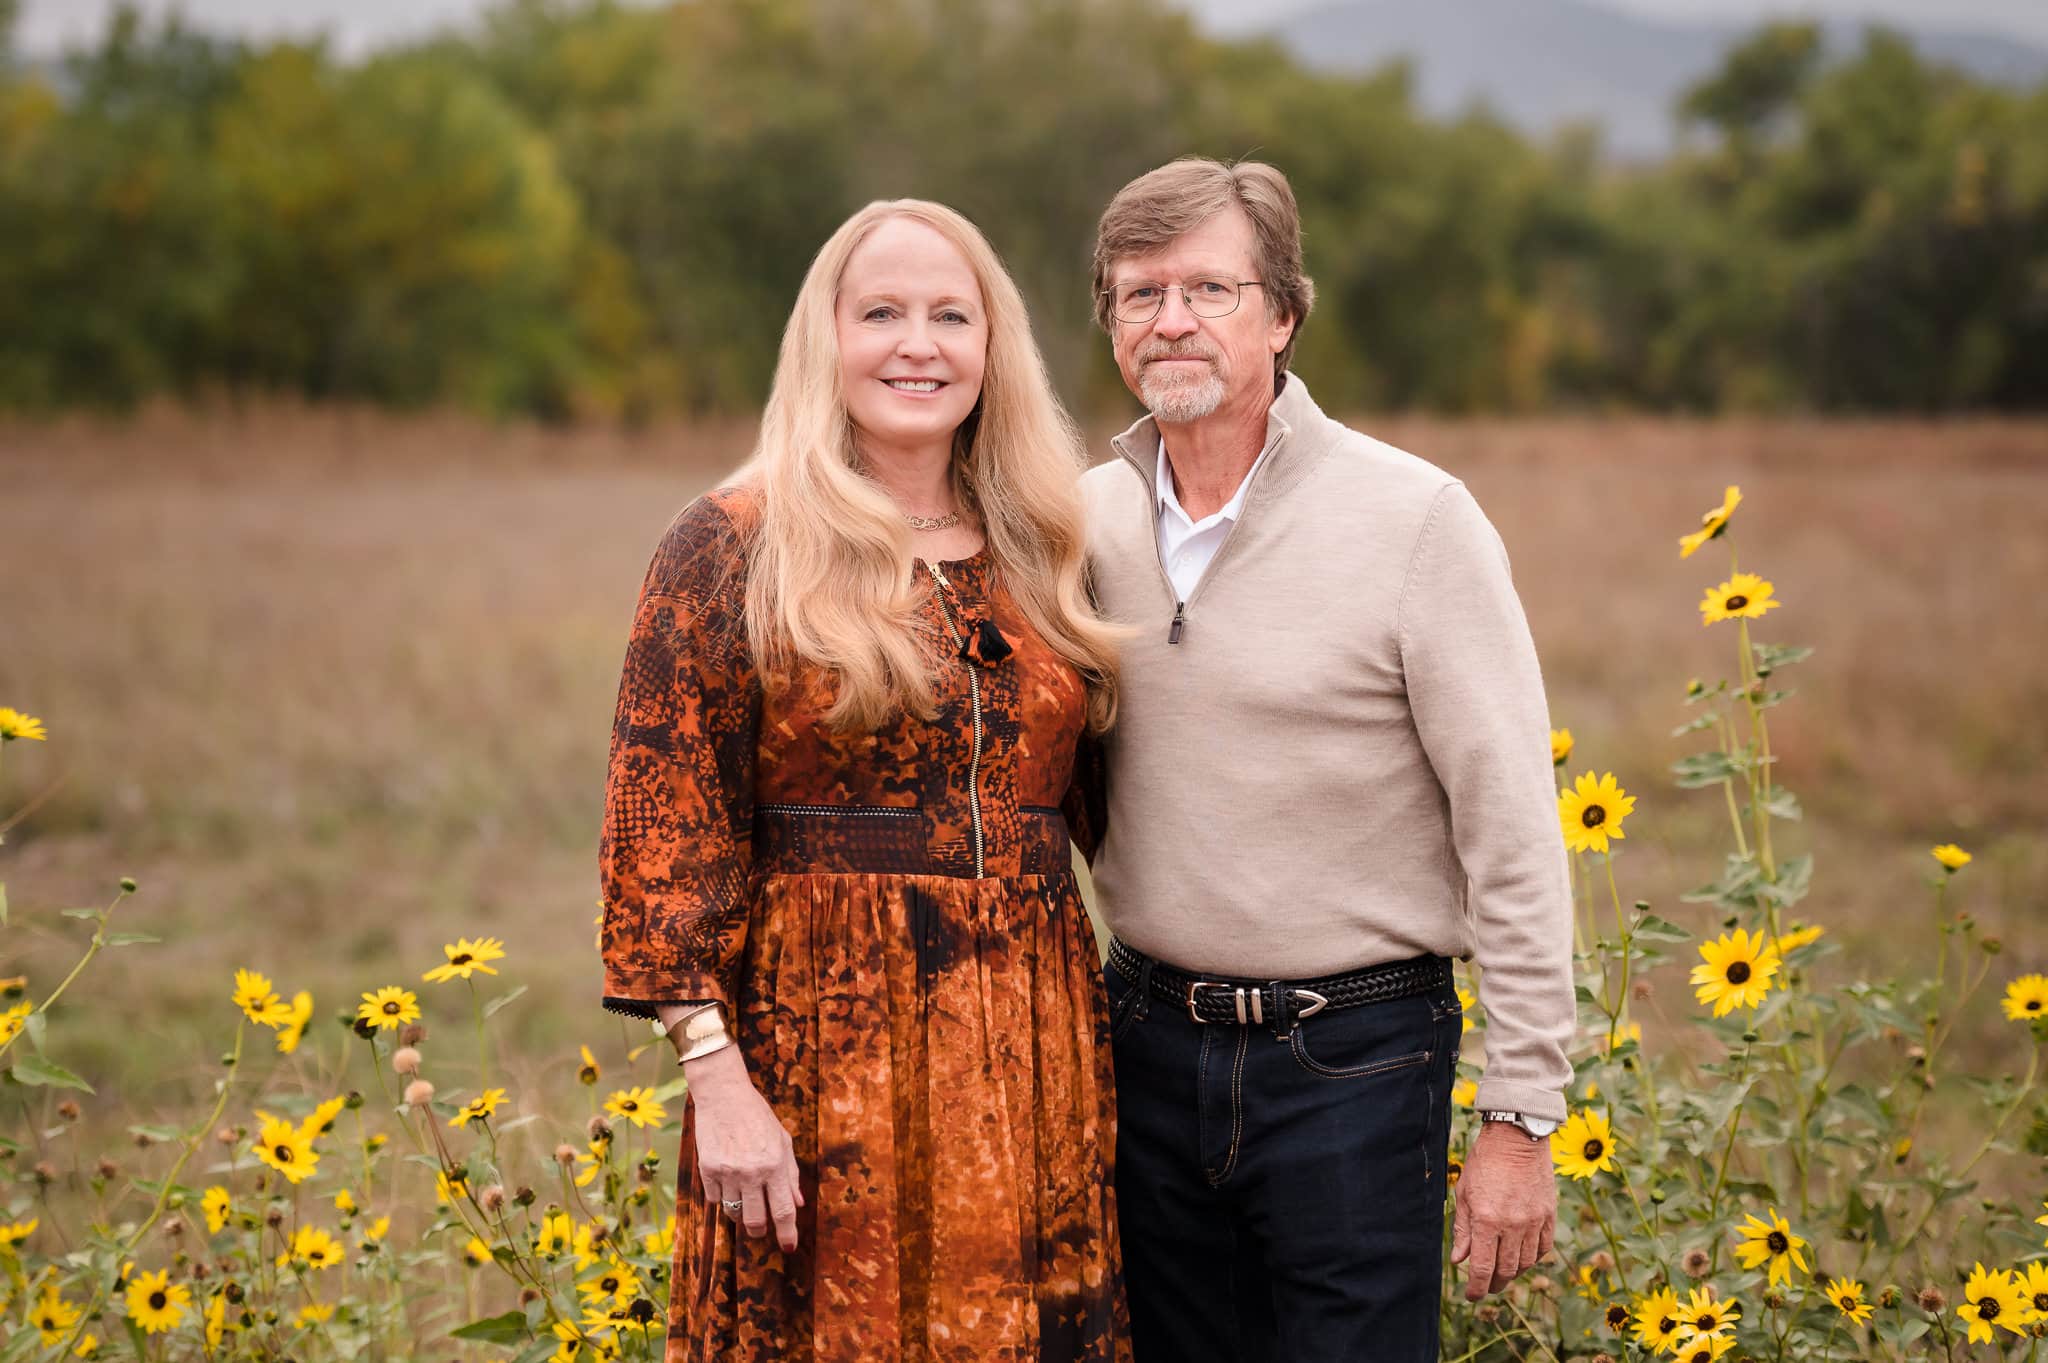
[1168,601,1187,644]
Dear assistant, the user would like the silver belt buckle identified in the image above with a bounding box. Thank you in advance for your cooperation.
[1186,981,1228,1023]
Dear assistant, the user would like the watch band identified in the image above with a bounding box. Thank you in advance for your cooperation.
[1479,1109,1556,1140]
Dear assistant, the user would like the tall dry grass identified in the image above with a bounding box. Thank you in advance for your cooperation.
[2,401,2043,1109]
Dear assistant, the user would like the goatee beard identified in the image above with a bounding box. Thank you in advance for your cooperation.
[1141,368,1225,423]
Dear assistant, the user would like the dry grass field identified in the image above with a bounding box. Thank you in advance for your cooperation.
[2,403,2044,1117]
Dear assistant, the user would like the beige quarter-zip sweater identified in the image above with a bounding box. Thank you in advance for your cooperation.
[1081,374,1575,1120]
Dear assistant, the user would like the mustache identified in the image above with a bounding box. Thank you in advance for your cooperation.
[1137,341,1219,365]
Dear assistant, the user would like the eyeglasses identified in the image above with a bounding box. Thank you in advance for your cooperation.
[1103,278,1263,324]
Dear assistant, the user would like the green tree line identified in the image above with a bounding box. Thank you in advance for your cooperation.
[2,0,2044,417]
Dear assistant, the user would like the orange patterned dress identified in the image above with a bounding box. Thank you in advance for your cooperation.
[598,488,1128,1363]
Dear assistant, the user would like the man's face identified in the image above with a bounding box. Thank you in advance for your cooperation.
[1106,205,1294,425]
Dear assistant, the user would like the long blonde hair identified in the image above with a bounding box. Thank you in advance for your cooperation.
[736,199,1119,733]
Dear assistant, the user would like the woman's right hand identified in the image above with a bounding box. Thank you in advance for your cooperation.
[682,1045,803,1252]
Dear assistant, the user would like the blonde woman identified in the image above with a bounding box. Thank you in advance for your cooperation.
[598,200,1129,1362]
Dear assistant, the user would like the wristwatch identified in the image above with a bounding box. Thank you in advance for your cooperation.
[1480,1109,1560,1140]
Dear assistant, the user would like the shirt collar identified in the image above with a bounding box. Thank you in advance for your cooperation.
[1155,429,1276,530]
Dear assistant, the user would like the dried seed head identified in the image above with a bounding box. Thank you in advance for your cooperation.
[57,1101,80,1121]
[1917,1286,1946,1312]
[519,1287,541,1306]
[352,1016,378,1039]
[392,1047,422,1076]
[216,1126,239,1146]
[96,1158,120,1179]
[513,1186,535,1207]
[554,1144,578,1166]
[479,1185,506,1214]
[1592,1354,1618,1363]
[1682,1249,1711,1278]
[1763,1290,1786,1309]
[1588,1251,1615,1272]
[1529,1275,1554,1294]
[1475,1304,1501,1324]
[190,1259,207,1278]
[1631,981,1652,1002]
[265,1209,284,1228]
[587,1115,612,1143]
[399,1022,428,1046]
[164,1219,184,1238]
[133,1130,154,1149]
[225,1281,244,1303]
[637,1163,656,1185]
[404,1080,435,1108]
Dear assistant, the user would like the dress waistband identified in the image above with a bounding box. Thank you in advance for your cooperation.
[753,803,1071,879]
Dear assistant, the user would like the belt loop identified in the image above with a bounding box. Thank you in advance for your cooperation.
[1269,980,1294,1042]
[1134,955,1154,1023]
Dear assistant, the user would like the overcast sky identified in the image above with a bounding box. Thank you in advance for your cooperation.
[18,0,2048,57]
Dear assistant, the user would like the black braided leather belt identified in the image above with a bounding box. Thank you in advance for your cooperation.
[1107,936,1451,1038]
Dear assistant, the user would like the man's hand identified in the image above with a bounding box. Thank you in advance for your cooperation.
[1449,1120,1558,1299]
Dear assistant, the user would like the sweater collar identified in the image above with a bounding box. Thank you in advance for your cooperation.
[1110,372,1327,504]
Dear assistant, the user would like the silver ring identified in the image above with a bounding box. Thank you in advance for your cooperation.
[720,1198,743,1217]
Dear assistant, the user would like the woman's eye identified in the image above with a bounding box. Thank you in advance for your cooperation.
[863,307,895,322]
[939,310,969,324]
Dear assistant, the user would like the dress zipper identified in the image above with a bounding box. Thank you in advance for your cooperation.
[924,563,986,878]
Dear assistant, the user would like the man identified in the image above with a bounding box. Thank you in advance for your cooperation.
[1080,157,1575,1361]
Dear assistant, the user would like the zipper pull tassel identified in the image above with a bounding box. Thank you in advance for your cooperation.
[1168,601,1186,645]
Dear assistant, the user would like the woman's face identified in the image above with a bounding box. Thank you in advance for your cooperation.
[835,217,988,464]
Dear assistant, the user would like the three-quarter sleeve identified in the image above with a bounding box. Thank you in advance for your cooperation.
[1061,726,1108,867]
[599,495,760,1018]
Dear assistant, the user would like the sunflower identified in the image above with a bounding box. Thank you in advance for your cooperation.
[1679,485,1742,558]
[422,937,507,984]
[278,1225,344,1270]
[1601,1300,1631,1334]
[232,969,293,1029]
[1550,728,1574,765]
[0,1216,37,1250]
[301,1094,348,1141]
[252,1114,319,1184]
[0,707,48,742]
[2000,974,2048,1022]
[604,1087,668,1130]
[578,1044,602,1086]
[572,1222,606,1271]
[1771,923,1824,954]
[550,1321,591,1362]
[31,1283,81,1343]
[573,1144,606,1188]
[1699,572,1780,625]
[1677,1285,1741,1339]
[536,1211,573,1261]
[435,1168,470,1205]
[334,1188,356,1214]
[1808,1274,1867,1324]
[643,1214,677,1258]
[276,991,314,1054]
[1549,1108,1616,1181]
[356,986,420,1031]
[0,1000,32,1044]
[1957,1263,2031,1343]
[1446,1153,1463,1187]
[449,1087,507,1128]
[1451,1079,1477,1107]
[463,1236,495,1267]
[578,1258,642,1309]
[295,1303,336,1329]
[1457,986,1477,1034]
[1557,771,1637,855]
[204,1290,231,1348]
[1690,928,1781,1016]
[1673,1337,1735,1363]
[74,1335,101,1359]
[364,1216,390,1244]
[1732,1206,1808,1288]
[1632,1286,1685,1354]
[125,1268,191,1334]
[1931,843,1972,872]
[2017,1262,2048,1322]
[201,1185,232,1234]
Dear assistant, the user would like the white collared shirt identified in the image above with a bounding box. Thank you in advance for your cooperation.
[1154,438,1274,602]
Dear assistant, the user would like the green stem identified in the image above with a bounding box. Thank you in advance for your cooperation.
[0,883,133,1063]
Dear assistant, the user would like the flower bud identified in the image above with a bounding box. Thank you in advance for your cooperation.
[1982,937,2002,955]
[119,877,138,893]
[1764,1290,1786,1309]
[133,1130,154,1149]
[345,1091,364,1109]
[392,1047,422,1076]
[404,1079,435,1108]
[637,1162,656,1185]
[265,1209,284,1228]
[352,1016,377,1039]
[399,1022,427,1047]
[1878,1285,1900,1309]
[514,1186,536,1207]
[225,1281,244,1303]
[96,1158,120,1179]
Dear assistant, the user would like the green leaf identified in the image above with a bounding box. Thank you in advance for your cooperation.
[1758,787,1802,821]
[1683,853,1766,907]
[1669,713,1718,737]
[101,932,160,947]
[1751,642,1814,674]
[128,1123,182,1142]
[510,1338,560,1363]
[1753,686,1797,710]
[60,907,99,920]
[1631,913,1692,944]
[1760,855,1814,910]
[650,1075,690,1105]
[23,1010,46,1054]
[483,985,528,1020]
[11,1053,93,1092]
[449,1310,530,1344]
[1671,750,1745,788]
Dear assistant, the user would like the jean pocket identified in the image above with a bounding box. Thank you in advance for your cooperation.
[1288,996,1434,1080]
[1103,962,1144,1040]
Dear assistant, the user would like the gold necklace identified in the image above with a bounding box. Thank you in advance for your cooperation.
[904,510,961,531]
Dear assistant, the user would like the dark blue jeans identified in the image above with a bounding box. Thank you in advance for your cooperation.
[1106,953,1462,1363]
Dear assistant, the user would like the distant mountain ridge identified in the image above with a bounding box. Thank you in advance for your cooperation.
[1265,0,2048,157]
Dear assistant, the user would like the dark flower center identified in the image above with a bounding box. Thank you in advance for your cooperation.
[451,953,473,965]
[1766,1231,1788,1253]
[382,1001,401,1015]
[1727,961,1752,984]
[1607,1306,1629,1328]
[601,1276,619,1293]
[2034,1292,2048,1311]
[1582,805,1606,828]
[1979,1298,2000,1320]
[1695,1313,1716,1329]
[2028,1000,2041,1011]
[628,1298,656,1324]
[1583,1139,1604,1160]
[274,1145,293,1162]
[1726,594,1749,610]
[620,1100,638,1112]
[149,1292,167,1310]
[1659,1316,1678,1334]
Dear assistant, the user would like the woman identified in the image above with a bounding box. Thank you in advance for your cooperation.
[597,199,1128,1363]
